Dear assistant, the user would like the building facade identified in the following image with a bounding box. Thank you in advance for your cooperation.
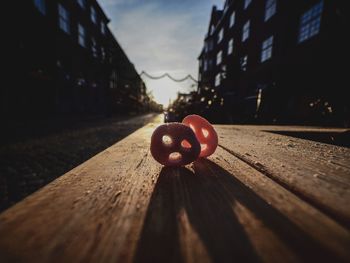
[3,0,147,119]
[197,0,348,125]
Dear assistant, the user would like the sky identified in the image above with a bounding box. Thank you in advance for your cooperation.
[98,0,224,107]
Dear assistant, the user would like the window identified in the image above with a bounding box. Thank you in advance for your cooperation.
[208,59,213,70]
[298,1,323,43]
[221,65,227,79]
[261,36,273,62]
[101,22,106,35]
[210,25,215,35]
[205,40,213,52]
[208,39,214,51]
[215,73,221,87]
[242,20,250,42]
[101,47,106,60]
[77,0,85,9]
[91,38,98,57]
[224,2,229,13]
[244,0,252,10]
[230,12,235,27]
[78,24,86,47]
[218,28,224,43]
[34,0,46,15]
[228,38,234,55]
[216,50,222,65]
[240,55,248,71]
[58,4,70,34]
[265,0,276,21]
[91,6,97,24]
[204,60,208,71]
[110,71,117,89]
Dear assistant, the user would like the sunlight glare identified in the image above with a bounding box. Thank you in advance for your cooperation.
[142,72,196,108]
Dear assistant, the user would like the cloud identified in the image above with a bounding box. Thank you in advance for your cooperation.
[98,0,224,106]
[105,2,199,75]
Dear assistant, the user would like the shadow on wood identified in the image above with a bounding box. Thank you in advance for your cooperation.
[266,130,350,148]
[134,159,337,263]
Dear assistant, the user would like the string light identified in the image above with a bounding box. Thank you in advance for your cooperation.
[140,71,198,83]
[107,71,198,84]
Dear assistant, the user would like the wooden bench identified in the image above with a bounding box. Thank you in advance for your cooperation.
[1,115,350,263]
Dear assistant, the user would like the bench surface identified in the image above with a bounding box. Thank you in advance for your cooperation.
[1,115,350,263]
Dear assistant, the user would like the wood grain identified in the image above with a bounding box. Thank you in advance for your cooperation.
[216,125,350,226]
[0,122,161,263]
[0,121,349,263]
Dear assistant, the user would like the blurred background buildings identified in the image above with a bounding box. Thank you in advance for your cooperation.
[170,0,348,126]
[2,0,161,121]
[2,0,348,126]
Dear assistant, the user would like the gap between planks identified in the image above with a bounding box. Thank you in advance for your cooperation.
[216,125,350,229]
[0,123,349,263]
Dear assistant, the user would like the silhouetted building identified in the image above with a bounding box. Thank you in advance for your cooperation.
[197,0,349,125]
[3,0,147,119]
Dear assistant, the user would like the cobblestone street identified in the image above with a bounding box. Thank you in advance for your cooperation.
[0,114,160,212]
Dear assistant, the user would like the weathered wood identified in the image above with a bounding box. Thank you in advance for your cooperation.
[215,125,350,226]
[0,121,349,263]
[134,150,350,263]
[0,122,161,263]
[213,147,350,262]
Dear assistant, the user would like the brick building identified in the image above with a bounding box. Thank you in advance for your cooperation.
[3,0,147,119]
[197,0,348,125]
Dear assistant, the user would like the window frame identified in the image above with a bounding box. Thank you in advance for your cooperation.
[218,28,224,44]
[77,0,85,9]
[101,46,106,60]
[230,12,236,27]
[265,0,276,21]
[78,23,86,47]
[216,50,223,65]
[58,4,70,34]
[261,36,274,62]
[228,38,234,55]
[215,73,221,87]
[91,37,98,58]
[244,0,252,10]
[91,6,97,24]
[242,20,250,42]
[34,0,46,15]
[240,55,248,71]
[204,60,208,72]
[298,1,323,43]
[101,21,106,35]
[210,25,215,35]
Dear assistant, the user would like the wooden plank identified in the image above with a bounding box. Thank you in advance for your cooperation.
[134,148,350,263]
[0,122,349,263]
[211,147,350,262]
[216,125,350,226]
[0,122,161,263]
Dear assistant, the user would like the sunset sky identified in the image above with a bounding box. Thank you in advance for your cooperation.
[98,0,224,106]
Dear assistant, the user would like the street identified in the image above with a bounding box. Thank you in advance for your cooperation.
[0,114,160,212]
